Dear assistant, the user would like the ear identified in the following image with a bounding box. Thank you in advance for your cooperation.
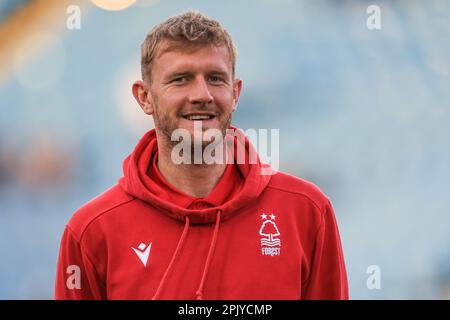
[231,78,242,112]
[132,80,155,115]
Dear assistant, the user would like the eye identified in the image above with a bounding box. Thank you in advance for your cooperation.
[171,76,188,84]
[209,75,223,83]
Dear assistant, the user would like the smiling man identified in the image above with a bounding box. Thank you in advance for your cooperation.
[55,11,349,300]
[132,30,241,197]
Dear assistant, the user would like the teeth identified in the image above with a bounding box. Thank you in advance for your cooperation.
[186,115,213,120]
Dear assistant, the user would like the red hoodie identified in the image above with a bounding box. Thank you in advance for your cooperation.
[55,127,349,300]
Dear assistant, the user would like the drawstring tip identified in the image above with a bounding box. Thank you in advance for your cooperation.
[195,291,203,300]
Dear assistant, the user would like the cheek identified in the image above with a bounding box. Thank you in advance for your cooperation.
[212,88,235,109]
[156,93,184,115]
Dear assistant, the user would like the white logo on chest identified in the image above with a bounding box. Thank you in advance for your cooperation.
[259,213,281,256]
[132,242,152,267]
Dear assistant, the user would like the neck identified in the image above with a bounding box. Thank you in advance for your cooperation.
[156,135,228,198]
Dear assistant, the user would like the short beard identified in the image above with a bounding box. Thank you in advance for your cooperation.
[153,106,233,155]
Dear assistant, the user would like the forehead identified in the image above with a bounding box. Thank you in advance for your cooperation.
[153,41,232,76]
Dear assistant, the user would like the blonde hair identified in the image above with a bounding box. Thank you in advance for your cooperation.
[140,11,237,82]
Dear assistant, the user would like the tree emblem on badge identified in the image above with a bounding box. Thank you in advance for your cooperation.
[259,213,281,256]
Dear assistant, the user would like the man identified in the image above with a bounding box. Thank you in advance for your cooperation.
[55,11,349,300]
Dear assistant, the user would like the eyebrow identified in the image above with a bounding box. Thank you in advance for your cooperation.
[165,71,191,79]
[164,69,230,80]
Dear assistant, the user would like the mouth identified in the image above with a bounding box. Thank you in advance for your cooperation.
[181,113,216,121]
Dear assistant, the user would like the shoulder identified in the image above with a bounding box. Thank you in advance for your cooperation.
[66,184,135,241]
[266,171,331,212]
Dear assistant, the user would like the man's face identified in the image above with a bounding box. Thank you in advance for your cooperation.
[145,41,242,148]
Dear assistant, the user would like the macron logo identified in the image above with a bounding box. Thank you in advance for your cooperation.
[132,242,152,267]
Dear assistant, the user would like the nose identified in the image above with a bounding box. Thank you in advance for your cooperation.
[188,76,213,105]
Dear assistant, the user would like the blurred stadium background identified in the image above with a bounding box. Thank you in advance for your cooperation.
[1,0,450,299]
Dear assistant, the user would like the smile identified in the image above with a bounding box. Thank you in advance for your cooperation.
[182,114,216,121]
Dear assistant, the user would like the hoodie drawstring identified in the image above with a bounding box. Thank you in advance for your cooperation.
[152,216,190,300]
[195,210,222,300]
[152,210,222,300]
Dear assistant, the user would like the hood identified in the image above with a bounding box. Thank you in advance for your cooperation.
[118,125,273,299]
[119,126,272,224]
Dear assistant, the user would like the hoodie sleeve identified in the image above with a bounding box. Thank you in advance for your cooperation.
[301,199,349,300]
[54,226,106,300]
